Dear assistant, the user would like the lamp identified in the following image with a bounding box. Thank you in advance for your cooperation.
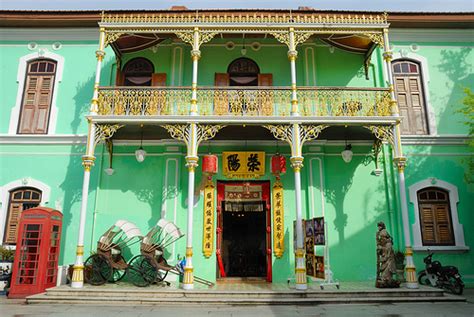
[104,139,114,175]
[135,125,146,163]
[241,33,247,56]
[341,143,353,163]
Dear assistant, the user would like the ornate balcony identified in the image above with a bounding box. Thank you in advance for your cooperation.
[96,86,392,121]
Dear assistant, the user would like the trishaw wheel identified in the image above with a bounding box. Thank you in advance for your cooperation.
[128,255,157,287]
[108,255,127,283]
[84,254,112,285]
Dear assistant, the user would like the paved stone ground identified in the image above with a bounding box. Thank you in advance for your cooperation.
[1,289,473,317]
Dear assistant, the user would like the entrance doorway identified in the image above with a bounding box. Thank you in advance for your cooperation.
[216,181,272,281]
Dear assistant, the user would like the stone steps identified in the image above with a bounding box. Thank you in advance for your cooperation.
[26,284,465,305]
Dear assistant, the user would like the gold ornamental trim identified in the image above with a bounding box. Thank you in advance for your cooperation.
[363,125,394,147]
[101,11,388,26]
[272,181,285,258]
[94,124,124,146]
[76,245,84,256]
[202,181,215,258]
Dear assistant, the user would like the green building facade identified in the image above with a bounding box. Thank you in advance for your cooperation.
[0,9,472,288]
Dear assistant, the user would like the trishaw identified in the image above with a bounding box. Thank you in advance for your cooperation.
[127,219,183,287]
[127,219,214,287]
[84,220,142,285]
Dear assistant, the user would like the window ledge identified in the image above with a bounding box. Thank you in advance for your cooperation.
[413,246,470,253]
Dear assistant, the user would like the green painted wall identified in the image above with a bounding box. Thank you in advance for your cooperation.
[1,29,473,287]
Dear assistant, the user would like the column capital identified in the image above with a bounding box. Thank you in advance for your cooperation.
[287,50,298,61]
[383,51,393,62]
[393,156,407,172]
[191,49,201,61]
[390,100,399,115]
[81,155,96,172]
[185,155,199,170]
[95,50,106,61]
[290,156,304,171]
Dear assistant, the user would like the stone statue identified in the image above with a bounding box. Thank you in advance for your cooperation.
[376,221,400,288]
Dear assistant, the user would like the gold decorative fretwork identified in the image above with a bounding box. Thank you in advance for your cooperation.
[196,124,226,146]
[363,125,394,147]
[94,124,124,146]
[197,88,291,116]
[162,124,226,147]
[299,124,329,144]
[175,30,218,47]
[263,124,328,147]
[96,86,391,118]
[104,32,125,47]
[97,87,191,116]
[362,32,384,48]
[269,31,315,48]
[101,12,388,25]
[162,124,189,146]
[298,88,391,117]
[262,124,293,145]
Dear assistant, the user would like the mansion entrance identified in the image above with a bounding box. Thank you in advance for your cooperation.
[216,181,272,281]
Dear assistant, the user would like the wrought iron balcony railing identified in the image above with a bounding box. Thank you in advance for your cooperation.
[97,86,391,118]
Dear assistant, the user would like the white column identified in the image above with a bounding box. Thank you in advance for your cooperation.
[288,28,299,117]
[190,27,201,116]
[71,122,97,288]
[288,27,307,290]
[183,123,198,290]
[382,29,418,289]
[71,28,106,289]
[182,28,201,290]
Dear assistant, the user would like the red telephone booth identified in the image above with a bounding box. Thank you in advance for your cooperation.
[9,207,62,298]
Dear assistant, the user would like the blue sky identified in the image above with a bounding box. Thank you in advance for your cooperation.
[2,0,474,12]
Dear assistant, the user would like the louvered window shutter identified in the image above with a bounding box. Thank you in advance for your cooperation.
[18,60,56,134]
[392,61,428,135]
[4,203,23,244]
[419,204,436,245]
[434,204,454,245]
[418,188,454,246]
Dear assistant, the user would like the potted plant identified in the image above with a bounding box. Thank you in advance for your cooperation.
[394,251,405,282]
[0,246,14,295]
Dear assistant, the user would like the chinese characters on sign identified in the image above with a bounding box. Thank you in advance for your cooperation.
[272,181,284,258]
[202,182,215,258]
[222,152,265,178]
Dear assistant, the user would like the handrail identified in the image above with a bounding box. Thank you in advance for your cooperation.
[97,86,391,117]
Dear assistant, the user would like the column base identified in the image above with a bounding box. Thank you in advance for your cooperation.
[404,282,419,289]
[70,281,83,289]
[70,265,84,289]
[181,283,194,290]
[295,283,308,291]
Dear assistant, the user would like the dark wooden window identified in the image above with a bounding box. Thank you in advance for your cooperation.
[4,188,42,245]
[227,57,260,86]
[123,58,154,86]
[18,59,57,134]
[417,187,454,246]
[392,60,429,135]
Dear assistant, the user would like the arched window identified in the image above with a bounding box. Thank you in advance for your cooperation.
[392,60,429,135]
[17,59,57,134]
[417,187,454,246]
[4,188,42,244]
[123,58,154,86]
[227,58,260,86]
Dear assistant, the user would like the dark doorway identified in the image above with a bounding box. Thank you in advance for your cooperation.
[221,200,267,277]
